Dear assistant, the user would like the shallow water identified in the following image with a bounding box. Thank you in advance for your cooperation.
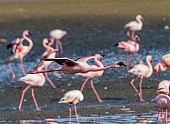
[0,1,170,123]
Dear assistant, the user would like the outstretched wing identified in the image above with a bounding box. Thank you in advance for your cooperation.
[45,57,78,66]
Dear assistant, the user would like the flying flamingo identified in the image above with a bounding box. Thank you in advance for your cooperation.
[124,15,143,41]
[28,55,126,74]
[7,30,33,80]
[157,80,170,95]
[116,35,140,68]
[59,90,84,124]
[34,38,58,88]
[18,67,45,111]
[128,55,153,101]
[75,54,107,102]
[154,53,170,75]
[50,29,67,54]
[152,94,170,124]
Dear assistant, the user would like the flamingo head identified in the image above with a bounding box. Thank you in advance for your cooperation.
[112,62,127,68]
[136,15,143,21]
[147,55,152,63]
[23,30,32,36]
[134,35,140,42]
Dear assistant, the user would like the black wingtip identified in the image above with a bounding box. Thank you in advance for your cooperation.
[115,43,118,46]
[45,59,53,61]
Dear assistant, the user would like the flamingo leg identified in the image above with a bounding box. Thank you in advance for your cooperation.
[130,78,139,95]
[129,54,134,66]
[45,67,57,88]
[18,85,31,111]
[139,77,144,101]
[80,78,89,92]
[74,104,80,124]
[7,61,15,80]
[69,104,72,124]
[164,109,168,124]
[156,110,160,124]
[126,54,129,71]
[131,31,135,41]
[31,88,40,111]
[90,79,103,103]
[20,58,26,76]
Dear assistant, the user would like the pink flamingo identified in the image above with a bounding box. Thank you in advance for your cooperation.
[157,80,170,95]
[28,55,126,74]
[18,67,45,111]
[34,38,58,88]
[50,29,67,54]
[128,55,153,101]
[154,53,170,75]
[59,90,84,124]
[152,94,170,124]
[124,15,143,40]
[7,30,33,80]
[75,54,107,103]
[116,35,140,67]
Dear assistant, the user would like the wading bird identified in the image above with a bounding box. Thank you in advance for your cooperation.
[28,55,126,74]
[152,94,170,124]
[34,38,58,88]
[18,67,45,111]
[7,30,33,80]
[116,35,140,68]
[50,29,67,54]
[75,54,107,102]
[128,55,153,101]
[124,15,143,41]
[59,90,84,124]
[154,53,170,75]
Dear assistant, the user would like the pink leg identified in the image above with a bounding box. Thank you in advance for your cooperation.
[69,104,72,124]
[80,78,89,92]
[18,85,31,111]
[7,61,15,80]
[90,79,103,103]
[131,31,135,41]
[164,109,168,124]
[156,110,160,124]
[126,54,129,71]
[45,67,56,88]
[130,78,139,94]
[20,59,26,75]
[31,88,40,111]
[139,78,144,101]
[129,54,134,66]
[74,104,80,124]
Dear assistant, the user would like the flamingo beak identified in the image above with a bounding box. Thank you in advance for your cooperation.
[29,32,33,36]
[118,62,127,66]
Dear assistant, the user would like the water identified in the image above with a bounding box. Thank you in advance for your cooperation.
[0,4,170,124]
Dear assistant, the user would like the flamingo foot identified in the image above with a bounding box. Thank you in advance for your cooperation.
[11,75,15,80]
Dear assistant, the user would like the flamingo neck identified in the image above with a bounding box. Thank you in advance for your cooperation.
[157,63,167,71]
[145,57,153,77]
[22,34,33,49]
[94,58,104,68]
[136,18,143,27]
[43,42,54,51]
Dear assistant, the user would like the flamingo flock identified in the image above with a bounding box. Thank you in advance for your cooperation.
[3,15,170,123]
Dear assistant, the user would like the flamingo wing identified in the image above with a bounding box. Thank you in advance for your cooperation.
[45,58,78,66]
[162,54,170,66]
[75,55,96,63]
[129,64,149,76]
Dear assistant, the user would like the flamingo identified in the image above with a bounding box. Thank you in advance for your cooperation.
[50,29,67,54]
[75,54,106,102]
[59,90,84,124]
[7,30,33,80]
[152,94,170,124]
[34,38,58,88]
[116,35,140,67]
[154,53,170,75]
[124,15,143,40]
[128,55,153,101]
[157,80,170,95]
[18,67,45,111]
[28,55,126,74]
